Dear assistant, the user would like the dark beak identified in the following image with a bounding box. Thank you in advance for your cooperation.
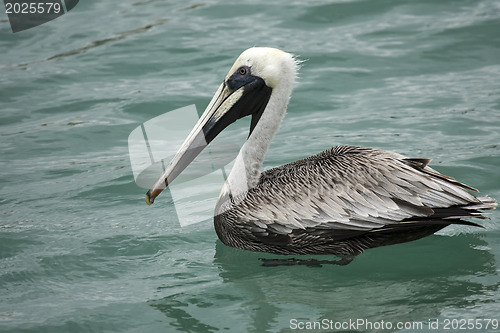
[145,75,271,205]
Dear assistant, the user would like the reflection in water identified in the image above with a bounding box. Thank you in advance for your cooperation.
[149,234,497,332]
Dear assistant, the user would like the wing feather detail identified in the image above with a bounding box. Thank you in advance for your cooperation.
[222,145,496,237]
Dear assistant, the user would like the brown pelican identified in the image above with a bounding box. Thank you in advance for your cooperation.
[145,47,497,265]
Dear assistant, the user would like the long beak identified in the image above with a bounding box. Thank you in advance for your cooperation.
[145,75,271,205]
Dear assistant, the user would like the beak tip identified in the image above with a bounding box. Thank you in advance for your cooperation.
[145,190,154,206]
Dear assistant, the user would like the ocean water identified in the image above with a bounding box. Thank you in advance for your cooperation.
[1,0,500,332]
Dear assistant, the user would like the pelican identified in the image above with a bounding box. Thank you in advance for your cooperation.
[145,47,497,265]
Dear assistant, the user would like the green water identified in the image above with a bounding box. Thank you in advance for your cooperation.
[1,1,500,332]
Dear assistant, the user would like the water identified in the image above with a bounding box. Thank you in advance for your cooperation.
[1,0,500,332]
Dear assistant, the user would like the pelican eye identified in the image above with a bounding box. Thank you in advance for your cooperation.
[226,65,254,91]
[238,66,250,76]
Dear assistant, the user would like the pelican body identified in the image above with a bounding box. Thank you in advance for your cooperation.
[146,47,496,262]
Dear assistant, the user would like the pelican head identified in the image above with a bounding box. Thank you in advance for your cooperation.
[145,47,298,205]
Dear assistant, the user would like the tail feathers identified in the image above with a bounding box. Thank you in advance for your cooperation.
[439,197,496,220]
[399,195,496,229]
[437,195,497,228]
[463,195,498,211]
[441,219,484,228]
